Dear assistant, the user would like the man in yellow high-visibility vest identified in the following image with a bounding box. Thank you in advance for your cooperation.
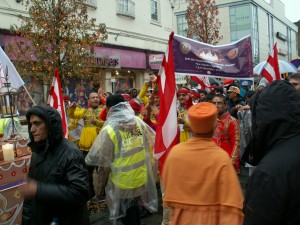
[85,94,158,225]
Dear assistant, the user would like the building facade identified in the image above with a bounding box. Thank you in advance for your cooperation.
[0,0,174,102]
[173,0,298,65]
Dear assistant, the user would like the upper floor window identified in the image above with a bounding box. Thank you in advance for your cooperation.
[176,14,188,36]
[83,0,97,9]
[151,0,159,21]
[116,0,135,18]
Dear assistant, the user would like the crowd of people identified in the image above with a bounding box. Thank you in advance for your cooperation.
[19,71,300,225]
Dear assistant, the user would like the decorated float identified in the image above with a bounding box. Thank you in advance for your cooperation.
[0,75,31,225]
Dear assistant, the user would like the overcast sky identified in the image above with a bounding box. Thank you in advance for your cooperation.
[267,0,300,23]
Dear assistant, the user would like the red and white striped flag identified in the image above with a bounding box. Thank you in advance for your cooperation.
[154,32,178,174]
[261,43,281,83]
[48,68,68,138]
[191,75,211,90]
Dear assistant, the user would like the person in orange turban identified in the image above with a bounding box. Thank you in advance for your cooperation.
[162,102,244,225]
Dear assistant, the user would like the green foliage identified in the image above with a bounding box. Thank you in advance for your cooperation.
[185,0,222,44]
[6,0,107,84]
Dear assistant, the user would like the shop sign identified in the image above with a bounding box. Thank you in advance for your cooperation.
[94,54,121,68]
[149,54,164,64]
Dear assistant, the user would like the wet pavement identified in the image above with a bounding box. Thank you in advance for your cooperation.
[90,166,249,225]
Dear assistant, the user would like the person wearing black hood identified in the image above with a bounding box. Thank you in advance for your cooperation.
[21,105,90,225]
[242,80,300,225]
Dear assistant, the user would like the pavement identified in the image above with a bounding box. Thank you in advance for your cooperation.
[89,166,249,225]
[89,193,163,225]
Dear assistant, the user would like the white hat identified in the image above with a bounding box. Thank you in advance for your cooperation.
[242,81,248,86]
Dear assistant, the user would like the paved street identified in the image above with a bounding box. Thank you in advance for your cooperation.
[89,166,249,225]
[89,193,163,225]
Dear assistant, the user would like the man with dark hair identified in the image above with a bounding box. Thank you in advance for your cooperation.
[289,72,300,93]
[21,105,90,225]
[242,80,300,225]
[226,86,246,118]
[129,88,138,98]
[212,94,241,173]
[86,94,158,225]
[198,89,207,102]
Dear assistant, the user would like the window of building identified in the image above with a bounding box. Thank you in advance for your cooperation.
[151,0,159,21]
[116,0,135,18]
[251,5,259,64]
[111,70,136,93]
[230,4,251,42]
[119,0,129,12]
[268,15,274,50]
[176,14,188,36]
[287,28,292,60]
[230,4,259,64]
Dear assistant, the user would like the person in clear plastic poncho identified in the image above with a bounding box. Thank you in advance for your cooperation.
[85,94,158,225]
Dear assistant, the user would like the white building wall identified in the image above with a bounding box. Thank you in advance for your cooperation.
[0,0,27,29]
[0,0,173,53]
[95,0,173,52]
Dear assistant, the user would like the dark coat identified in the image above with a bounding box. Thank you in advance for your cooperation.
[22,105,90,225]
[242,80,300,225]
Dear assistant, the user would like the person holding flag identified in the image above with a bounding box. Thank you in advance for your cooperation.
[67,91,105,199]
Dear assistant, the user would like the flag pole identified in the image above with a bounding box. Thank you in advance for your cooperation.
[22,85,36,106]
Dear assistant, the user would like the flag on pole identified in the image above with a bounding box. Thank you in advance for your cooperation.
[49,68,68,138]
[261,43,281,83]
[0,47,25,89]
[191,75,211,90]
[154,32,179,174]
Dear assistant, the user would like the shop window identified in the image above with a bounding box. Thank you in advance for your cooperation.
[111,70,135,93]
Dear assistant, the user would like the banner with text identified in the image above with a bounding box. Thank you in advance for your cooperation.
[172,35,253,78]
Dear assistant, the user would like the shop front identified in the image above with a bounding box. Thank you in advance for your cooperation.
[1,33,162,112]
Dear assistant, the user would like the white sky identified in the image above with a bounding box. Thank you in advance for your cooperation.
[280,0,300,22]
[265,0,300,22]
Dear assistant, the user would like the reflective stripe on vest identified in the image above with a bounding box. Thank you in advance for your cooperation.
[103,122,147,189]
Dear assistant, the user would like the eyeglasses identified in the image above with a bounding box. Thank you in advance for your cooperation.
[212,102,224,106]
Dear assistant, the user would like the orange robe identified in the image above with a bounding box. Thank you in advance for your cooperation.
[162,136,244,225]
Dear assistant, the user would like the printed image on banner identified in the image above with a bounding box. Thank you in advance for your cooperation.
[172,35,253,78]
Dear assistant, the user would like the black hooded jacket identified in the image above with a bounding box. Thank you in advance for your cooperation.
[243,80,300,225]
[22,105,90,225]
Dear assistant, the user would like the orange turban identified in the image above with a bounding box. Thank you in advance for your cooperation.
[188,102,217,134]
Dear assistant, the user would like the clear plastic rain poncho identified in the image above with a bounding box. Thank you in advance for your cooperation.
[237,109,252,160]
[86,102,158,222]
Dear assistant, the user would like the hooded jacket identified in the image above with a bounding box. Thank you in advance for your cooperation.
[242,80,300,225]
[22,105,90,225]
[86,102,158,221]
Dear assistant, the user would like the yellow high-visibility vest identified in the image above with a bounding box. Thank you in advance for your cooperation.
[103,122,147,189]
[0,118,19,134]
